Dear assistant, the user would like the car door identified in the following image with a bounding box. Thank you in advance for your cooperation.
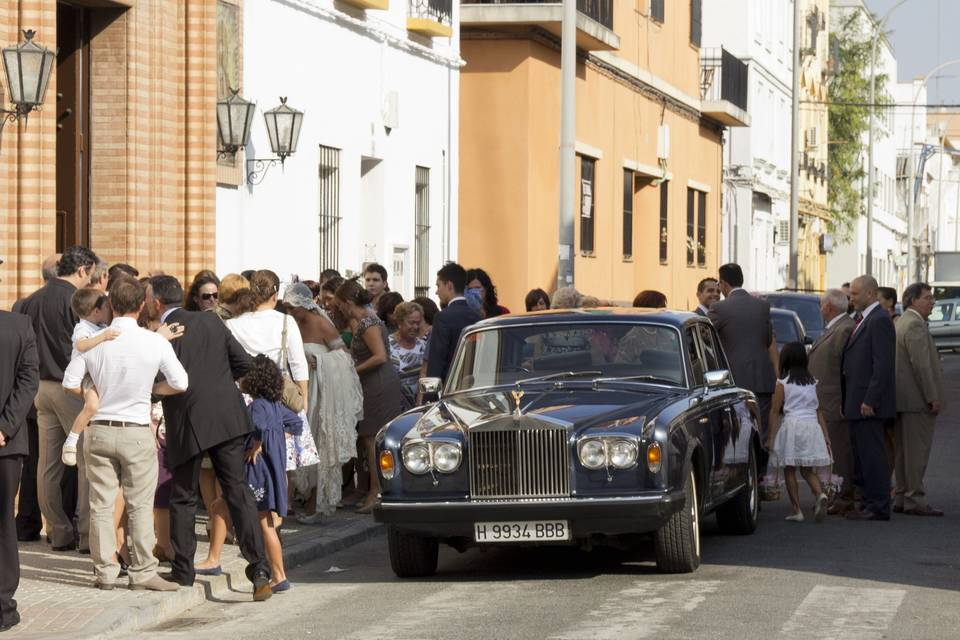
[928,302,954,348]
[696,322,743,502]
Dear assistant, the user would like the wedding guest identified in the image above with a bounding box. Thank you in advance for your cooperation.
[633,290,667,308]
[466,268,510,318]
[319,269,341,286]
[413,296,439,341]
[215,273,255,321]
[552,286,582,310]
[525,288,550,312]
[377,291,404,334]
[185,271,220,313]
[363,263,389,308]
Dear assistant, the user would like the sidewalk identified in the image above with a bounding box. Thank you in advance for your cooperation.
[7,511,384,639]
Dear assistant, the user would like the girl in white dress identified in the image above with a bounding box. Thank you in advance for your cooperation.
[766,342,833,523]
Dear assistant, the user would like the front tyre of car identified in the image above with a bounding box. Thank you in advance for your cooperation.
[716,445,760,535]
[654,469,701,573]
[387,525,439,578]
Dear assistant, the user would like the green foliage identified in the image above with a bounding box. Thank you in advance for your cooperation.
[827,13,892,241]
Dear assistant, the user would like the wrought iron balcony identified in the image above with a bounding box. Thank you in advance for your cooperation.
[700,47,750,127]
[461,0,619,50]
[409,0,454,37]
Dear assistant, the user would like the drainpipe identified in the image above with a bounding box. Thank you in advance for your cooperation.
[557,0,576,290]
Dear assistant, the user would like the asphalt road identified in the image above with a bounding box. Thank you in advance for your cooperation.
[133,355,960,640]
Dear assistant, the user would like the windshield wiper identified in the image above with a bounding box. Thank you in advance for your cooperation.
[592,375,679,387]
[514,371,604,386]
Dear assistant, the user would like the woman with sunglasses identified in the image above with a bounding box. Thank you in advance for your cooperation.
[185,271,221,312]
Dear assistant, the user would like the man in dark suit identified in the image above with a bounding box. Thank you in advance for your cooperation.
[841,275,896,521]
[145,276,272,601]
[0,256,41,632]
[709,263,778,473]
[426,262,481,382]
[694,277,720,317]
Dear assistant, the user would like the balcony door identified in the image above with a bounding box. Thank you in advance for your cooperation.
[56,2,93,250]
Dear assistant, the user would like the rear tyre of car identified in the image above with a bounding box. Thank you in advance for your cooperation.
[716,446,759,535]
[654,469,701,573]
[387,525,439,578]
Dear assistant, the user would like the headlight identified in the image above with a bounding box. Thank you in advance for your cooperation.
[433,443,462,473]
[608,439,638,469]
[402,443,430,474]
[579,439,606,470]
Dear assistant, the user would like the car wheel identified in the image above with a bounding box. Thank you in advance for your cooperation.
[716,445,759,535]
[654,468,701,573]
[387,525,439,578]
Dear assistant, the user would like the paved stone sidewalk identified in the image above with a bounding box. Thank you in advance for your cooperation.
[6,511,383,639]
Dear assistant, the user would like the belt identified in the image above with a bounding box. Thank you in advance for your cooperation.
[91,420,149,428]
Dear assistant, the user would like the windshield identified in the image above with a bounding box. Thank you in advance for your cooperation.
[446,322,685,393]
[772,313,801,345]
[766,296,824,336]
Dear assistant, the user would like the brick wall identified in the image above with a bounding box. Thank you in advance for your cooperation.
[0,0,216,308]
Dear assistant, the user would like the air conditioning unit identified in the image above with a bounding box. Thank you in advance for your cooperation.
[804,127,819,150]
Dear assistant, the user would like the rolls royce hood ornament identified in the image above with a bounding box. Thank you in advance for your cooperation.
[511,388,525,418]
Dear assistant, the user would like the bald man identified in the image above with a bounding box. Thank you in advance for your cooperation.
[841,275,896,520]
[41,254,61,283]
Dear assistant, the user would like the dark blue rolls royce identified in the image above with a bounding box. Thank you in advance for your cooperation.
[373,309,762,577]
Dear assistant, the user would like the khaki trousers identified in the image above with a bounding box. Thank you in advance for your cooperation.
[893,412,936,510]
[35,380,88,548]
[84,423,159,585]
[825,418,855,499]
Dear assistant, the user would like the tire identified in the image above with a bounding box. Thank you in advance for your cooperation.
[716,446,759,535]
[654,469,701,573]
[387,525,439,578]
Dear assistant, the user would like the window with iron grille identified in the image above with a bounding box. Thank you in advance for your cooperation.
[696,190,707,266]
[650,0,664,22]
[318,145,341,272]
[415,166,431,298]
[623,169,634,259]
[690,0,702,47]
[659,181,669,263]
[686,188,695,266]
[580,156,596,254]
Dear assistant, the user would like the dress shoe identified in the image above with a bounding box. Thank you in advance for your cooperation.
[159,572,194,587]
[16,532,40,542]
[0,610,21,632]
[52,543,76,552]
[271,579,291,594]
[903,505,944,517]
[194,566,222,576]
[130,575,179,592]
[844,509,890,521]
[252,572,273,602]
[78,547,91,555]
[94,580,115,591]
[62,442,78,466]
[893,505,904,513]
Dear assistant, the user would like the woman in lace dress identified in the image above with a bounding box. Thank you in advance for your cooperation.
[283,283,363,522]
[335,279,403,514]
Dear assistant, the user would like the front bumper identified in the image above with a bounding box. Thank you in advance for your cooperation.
[374,490,686,541]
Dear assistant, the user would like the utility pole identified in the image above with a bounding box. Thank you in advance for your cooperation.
[865,32,878,277]
[788,0,801,289]
[557,0,576,290]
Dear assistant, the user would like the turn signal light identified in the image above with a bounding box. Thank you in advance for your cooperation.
[646,442,662,473]
[379,450,396,480]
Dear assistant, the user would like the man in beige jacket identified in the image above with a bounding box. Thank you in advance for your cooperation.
[894,282,944,516]
[808,289,856,513]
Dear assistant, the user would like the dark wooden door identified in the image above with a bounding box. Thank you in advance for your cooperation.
[56,2,92,251]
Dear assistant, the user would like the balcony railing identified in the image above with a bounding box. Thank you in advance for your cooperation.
[462,0,613,31]
[410,0,453,27]
[700,47,748,113]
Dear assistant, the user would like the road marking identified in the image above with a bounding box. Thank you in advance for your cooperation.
[550,580,724,640]
[779,585,906,639]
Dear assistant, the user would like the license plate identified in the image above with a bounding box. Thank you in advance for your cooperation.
[474,520,570,543]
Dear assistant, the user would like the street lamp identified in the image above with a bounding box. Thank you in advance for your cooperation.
[216,88,256,156]
[247,96,304,185]
[0,30,55,145]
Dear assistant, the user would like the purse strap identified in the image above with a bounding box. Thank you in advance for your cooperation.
[280,314,290,373]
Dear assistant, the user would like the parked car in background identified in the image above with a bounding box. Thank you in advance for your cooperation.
[932,282,960,301]
[929,298,960,351]
[761,292,825,341]
[770,308,810,352]
[374,309,762,577]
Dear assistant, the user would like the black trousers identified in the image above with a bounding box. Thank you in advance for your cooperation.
[850,418,891,515]
[755,392,773,477]
[14,416,41,539]
[169,435,269,584]
[1,456,23,625]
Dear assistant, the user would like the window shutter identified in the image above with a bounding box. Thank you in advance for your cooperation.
[650,0,665,23]
[690,0,702,47]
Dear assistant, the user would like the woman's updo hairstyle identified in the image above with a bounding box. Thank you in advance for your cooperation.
[250,270,280,307]
[335,278,373,307]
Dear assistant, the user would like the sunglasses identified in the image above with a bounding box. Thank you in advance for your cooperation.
[200,292,219,301]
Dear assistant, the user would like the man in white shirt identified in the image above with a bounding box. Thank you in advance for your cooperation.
[63,278,188,591]
[694,278,720,317]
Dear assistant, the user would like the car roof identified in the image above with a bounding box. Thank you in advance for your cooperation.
[473,307,702,330]
[760,291,821,301]
[770,307,801,319]
[934,298,960,304]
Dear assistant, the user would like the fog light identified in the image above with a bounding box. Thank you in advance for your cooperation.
[379,450,396,480]
[647,442,662,473]
[579,439,606,470]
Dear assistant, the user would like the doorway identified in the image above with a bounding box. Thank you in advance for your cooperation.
[56,2,93,250]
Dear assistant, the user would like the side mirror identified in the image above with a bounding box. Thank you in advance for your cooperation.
[705,370,732,389]
[418,377,443,401]
[803,335,814,345]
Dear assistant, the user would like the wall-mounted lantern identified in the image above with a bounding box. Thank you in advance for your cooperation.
[216,88,256,157]
[247,97,304,184]
[0,30,56,148]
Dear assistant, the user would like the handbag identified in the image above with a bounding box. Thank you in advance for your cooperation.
[280,315,305,413]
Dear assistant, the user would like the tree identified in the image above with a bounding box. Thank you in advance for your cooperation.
[827,12,892,241]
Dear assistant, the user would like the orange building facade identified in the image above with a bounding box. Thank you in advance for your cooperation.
[0,0,217,308]
[458,0,746,312]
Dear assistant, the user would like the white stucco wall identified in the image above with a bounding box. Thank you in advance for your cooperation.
[216,0,461,300]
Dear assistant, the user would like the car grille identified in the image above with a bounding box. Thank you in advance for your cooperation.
[469,427,571,500]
